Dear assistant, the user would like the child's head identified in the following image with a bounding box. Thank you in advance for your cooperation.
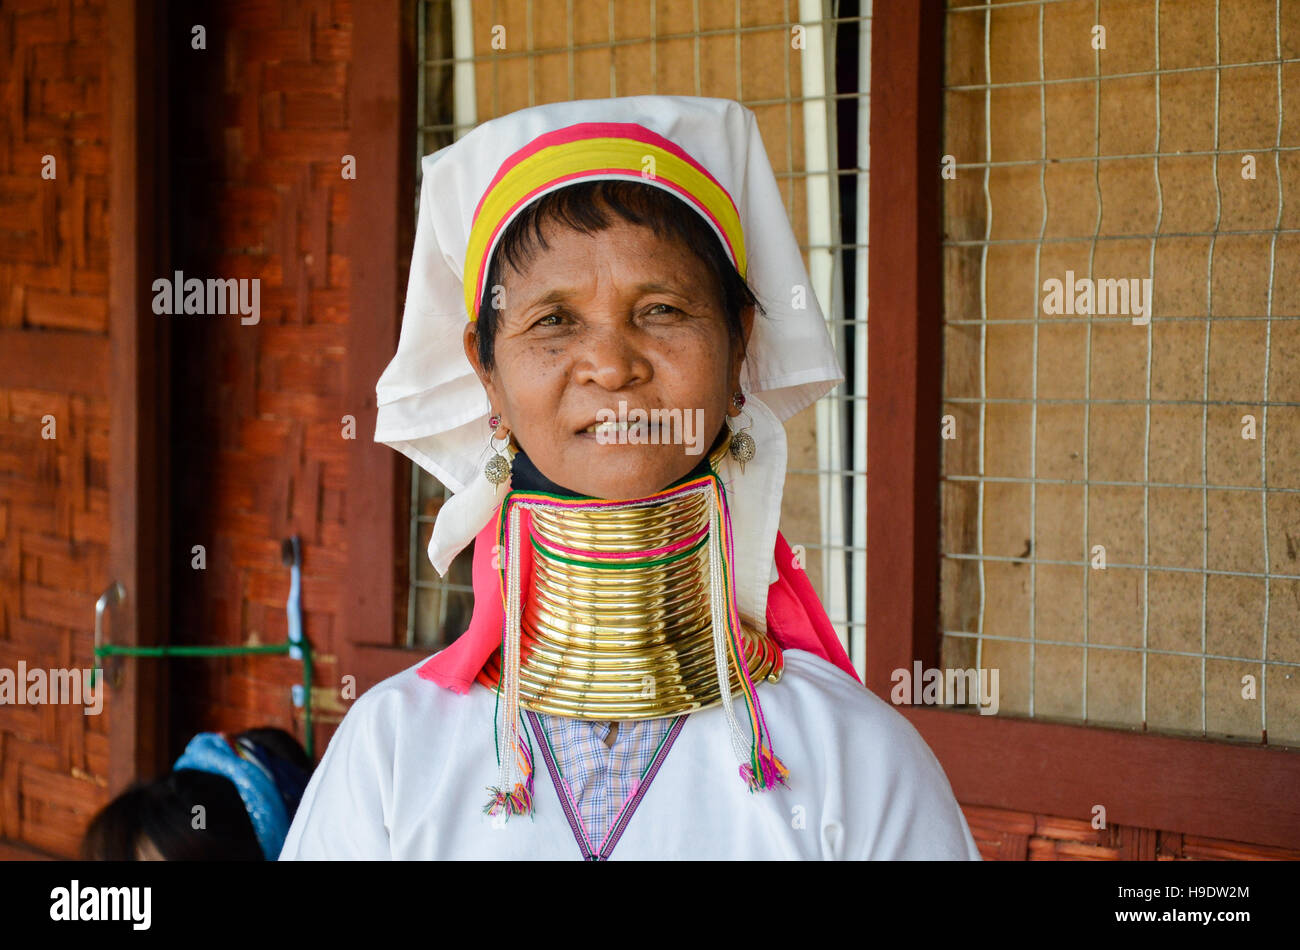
[81,727,312,861]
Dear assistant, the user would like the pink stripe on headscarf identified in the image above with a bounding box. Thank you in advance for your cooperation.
[416,507,860,693]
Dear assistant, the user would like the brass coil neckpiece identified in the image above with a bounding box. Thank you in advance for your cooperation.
[477,432,783,720]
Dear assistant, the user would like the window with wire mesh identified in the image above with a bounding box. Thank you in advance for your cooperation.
[939,0,1300,746]
[407,0,870,673]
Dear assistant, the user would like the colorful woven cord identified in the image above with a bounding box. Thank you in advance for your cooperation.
[710,473,787,790]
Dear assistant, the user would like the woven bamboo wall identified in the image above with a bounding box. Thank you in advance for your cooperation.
[0,0,115,857]
[941,0,1300,742]
[937,0,1299,860]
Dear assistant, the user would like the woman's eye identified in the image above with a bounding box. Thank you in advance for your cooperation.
[646,303,680,316]
[533,312,564,327]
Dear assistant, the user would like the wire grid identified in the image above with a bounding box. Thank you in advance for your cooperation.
[405,0,871,665]
[940,0,1296,743]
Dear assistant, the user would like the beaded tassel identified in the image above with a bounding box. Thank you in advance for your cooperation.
[482,706,533,818]
[484,498,534,819]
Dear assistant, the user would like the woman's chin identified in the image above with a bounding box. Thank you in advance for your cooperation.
[541,441,699,500]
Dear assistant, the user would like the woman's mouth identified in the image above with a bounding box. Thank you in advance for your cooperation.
[579,420,659,439]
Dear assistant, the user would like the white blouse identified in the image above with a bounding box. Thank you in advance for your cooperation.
[279,649,983,860]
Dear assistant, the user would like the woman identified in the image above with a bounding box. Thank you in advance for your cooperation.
[280,96,980,860]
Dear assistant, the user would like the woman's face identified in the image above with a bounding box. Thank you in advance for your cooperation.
[465,216,752,500]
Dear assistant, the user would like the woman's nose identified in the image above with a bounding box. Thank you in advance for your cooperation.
[572,325,652,390]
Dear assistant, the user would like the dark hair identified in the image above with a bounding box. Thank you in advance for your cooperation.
[474,179,763,374]
[80,769,263,861]
[237,726,312,774]
[80,727,312,861]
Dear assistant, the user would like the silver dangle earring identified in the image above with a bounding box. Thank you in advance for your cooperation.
[484,414,513,485]
[727,391,757,473]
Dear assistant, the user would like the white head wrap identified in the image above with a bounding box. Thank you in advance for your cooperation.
[374,95,843,632]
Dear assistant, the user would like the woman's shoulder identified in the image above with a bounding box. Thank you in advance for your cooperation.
[768,648,889,719]
[765,649,950,773]
[330,653,495,749]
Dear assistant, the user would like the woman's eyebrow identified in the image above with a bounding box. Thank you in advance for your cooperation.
[636,280,709,300]
[634,282,713,308]
[516,288,572,312]
[632,281,681,295]
[518,281,696,311]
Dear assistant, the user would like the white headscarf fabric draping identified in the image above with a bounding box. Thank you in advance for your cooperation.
[373,95,844,634]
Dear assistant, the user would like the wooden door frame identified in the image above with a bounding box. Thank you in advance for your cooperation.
[341,0,423,696]
[107,0,169,793]
[867,1,1300,851]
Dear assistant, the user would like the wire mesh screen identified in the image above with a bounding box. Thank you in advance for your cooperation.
[940,0,1300,746]
[407,0,871,676]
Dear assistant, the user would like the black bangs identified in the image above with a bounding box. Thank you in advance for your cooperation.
[473,179,761,374]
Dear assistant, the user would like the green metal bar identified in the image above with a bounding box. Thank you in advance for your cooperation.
[96,644,291,657]
[300,637,313,761]
[92,639,315,761]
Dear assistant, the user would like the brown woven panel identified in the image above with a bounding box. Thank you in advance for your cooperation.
[962,802,1300,860]
[0,0,115,858]
[1,0,353,858]
[941,0,1300,746]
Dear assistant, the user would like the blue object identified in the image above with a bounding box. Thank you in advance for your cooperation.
[286,536,303,661]
[173,732,291,860]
